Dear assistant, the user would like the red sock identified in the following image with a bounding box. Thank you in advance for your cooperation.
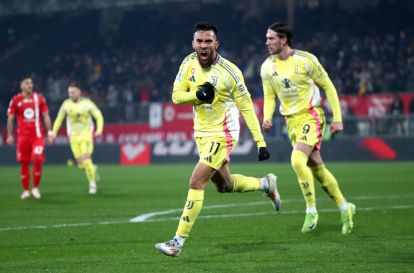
[20,162,30,190]
[33,160,42,188]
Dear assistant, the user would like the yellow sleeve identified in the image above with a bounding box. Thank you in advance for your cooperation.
[172,60,199,105]
[89,101,104,134]
[52,102,67,134]
[308,55,342,122]
[231,67,266,148]
[261,63,277,121]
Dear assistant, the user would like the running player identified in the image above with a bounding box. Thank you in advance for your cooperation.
[155,22,281,257]
[50,83,104,194]
[260,22,355,234]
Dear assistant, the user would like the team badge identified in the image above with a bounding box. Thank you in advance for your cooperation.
[210,75,218,86]
[23,108,35,120]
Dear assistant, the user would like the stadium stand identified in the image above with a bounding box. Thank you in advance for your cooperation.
[0,0,413,124]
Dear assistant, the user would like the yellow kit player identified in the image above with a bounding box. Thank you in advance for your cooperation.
[155,22,281,257]
[260,22,355,234]
[50,83,104,194]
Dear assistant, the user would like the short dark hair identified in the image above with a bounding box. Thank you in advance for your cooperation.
[268,22,293,46]
[68,82,82,90]
[193,22,218,38]
[20,75,32,83]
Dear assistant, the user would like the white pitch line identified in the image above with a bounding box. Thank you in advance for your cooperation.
[0,195,413,232]
[0,220,127,232]
[129,194,414,223]
[130,208,183,223]
[135,205,414,223]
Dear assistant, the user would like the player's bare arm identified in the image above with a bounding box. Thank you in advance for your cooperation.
[6,115,15,144]
[262,119,273,132]
[330,121,343,134]
[43,112,54,144]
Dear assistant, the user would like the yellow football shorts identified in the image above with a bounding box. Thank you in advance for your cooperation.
[69,133,94,159]
[195,136,237,170]
[285,106,326,150]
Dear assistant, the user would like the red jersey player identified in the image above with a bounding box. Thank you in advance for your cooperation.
[6,76,53,199]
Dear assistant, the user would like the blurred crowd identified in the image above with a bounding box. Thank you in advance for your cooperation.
[0,0,413,109]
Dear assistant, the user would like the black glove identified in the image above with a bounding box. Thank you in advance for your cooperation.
[196,82,215,103]
[258,147,271,161]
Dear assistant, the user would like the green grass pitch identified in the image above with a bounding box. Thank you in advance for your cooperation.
[0,162,413,273]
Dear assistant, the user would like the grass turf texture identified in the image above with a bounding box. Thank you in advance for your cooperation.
[0,162,413,273]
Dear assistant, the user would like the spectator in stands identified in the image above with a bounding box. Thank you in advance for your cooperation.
[389,95,407,136]
[0,0,412,109]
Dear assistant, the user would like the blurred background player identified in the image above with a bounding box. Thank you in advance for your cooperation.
[6,76,53,199]
[260,22,355,234]
[49,83,104,194]
[155,22,280,257]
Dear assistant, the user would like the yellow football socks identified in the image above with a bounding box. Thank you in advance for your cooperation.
[231,174,260,192]
[310,164,345,206]
[83,159,96,183]
[176,189,204,237]
[291,150,316,208]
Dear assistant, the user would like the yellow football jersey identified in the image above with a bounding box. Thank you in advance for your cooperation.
[52,98,104,138]
[173,52,265,147]
[261,49,342,122]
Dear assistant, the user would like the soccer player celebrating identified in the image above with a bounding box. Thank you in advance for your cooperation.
[155,22,281,257]
[49,83,103,194]
[260,22,355,234]
[7,76,53,199]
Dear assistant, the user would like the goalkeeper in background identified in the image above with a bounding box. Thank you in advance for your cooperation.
[155,22,281,257]
[50,83,104,194]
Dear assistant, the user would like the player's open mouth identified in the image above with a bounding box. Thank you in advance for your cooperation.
[200,51,208,60]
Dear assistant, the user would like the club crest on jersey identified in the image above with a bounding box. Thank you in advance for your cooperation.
[23,108,35,120]
[210,75,218,86]
[191,67,196,74]
[295,64,299,74]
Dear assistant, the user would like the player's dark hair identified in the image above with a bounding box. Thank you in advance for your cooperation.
[20,75,32,83]
[68,82,82,90]
[193,22,218,39]
[268,22,293,46]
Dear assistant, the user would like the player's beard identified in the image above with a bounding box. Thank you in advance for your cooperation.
[268,40,284,55]
[197,50,216,68]
[269,45,282,55]
[22,88,33,96]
